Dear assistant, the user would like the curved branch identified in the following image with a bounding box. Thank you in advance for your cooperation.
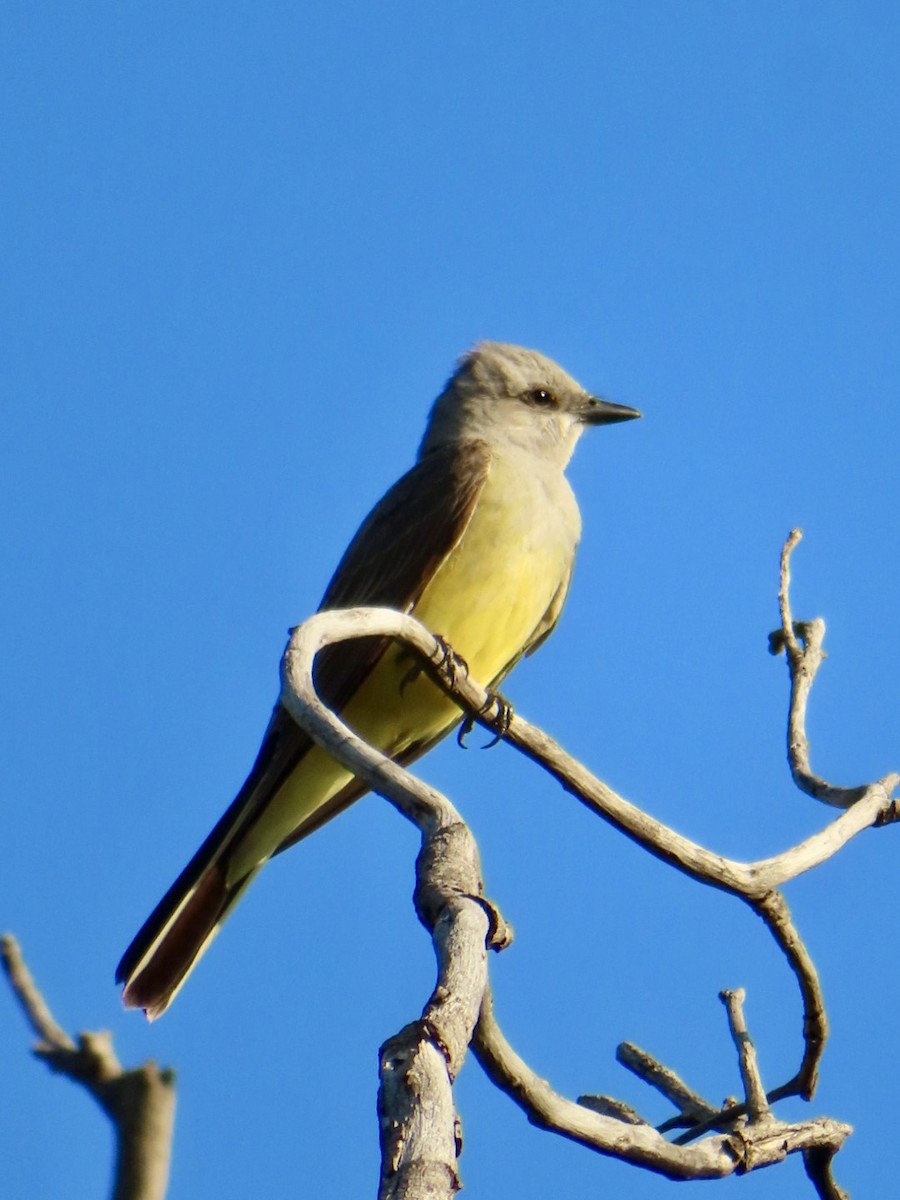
[280,614,510,1200]
[771,529,873,808]
[753,891,827,1103]
[283,606,897,901]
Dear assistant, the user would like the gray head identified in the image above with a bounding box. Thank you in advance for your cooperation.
[419,342,640,467]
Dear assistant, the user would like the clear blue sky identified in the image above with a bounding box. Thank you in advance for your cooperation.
[3,3,899,1197]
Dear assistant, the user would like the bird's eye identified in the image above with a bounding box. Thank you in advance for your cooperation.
[525,388,557,409]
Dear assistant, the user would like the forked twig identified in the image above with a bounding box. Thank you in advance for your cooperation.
[770,528,885,808]
[1,934,175,1200]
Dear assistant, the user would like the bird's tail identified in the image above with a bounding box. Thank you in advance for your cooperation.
[116,694,424,1017]
[115,799,265,1020]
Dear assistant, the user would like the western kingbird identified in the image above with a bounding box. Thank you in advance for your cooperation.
[116,342,640,1018]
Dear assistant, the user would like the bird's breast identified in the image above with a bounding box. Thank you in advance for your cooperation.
[412,451,580,682]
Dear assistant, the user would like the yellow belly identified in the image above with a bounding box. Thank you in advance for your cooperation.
[227,454,577,878]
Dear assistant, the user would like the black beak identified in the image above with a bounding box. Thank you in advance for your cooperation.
[581,395,643,426]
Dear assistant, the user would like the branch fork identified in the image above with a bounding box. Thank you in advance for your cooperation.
[1,934,175,1200]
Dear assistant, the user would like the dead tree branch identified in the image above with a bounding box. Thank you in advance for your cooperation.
[617,1043,721,1130]
[770,528,872,809]
[719,988,770,1124]
[285,592,898,908]
[1,934,176,1200]
[471,984,849,1179]
[281,615,511,1200]
[277,547,872,1190]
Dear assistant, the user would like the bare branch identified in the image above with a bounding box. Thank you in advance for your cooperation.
[719,989,770,1124]
[281,607,896,904]
[804,1145,851,1200]
[502,714,897,895]
[2,932,76,1050]
[281,611,464,835]
[751,892,827,1102]
[676,892,830,1136]
[1,934,175,1200]
[770,528,899,809]
[472,985,850,1180]
[776,527,805,660]
[615,1043,720,1127]
[280,613,505,1200]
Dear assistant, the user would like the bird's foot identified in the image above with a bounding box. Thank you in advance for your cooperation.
[479,690,513,748]
[457,690,514,749]
[431,635,470,688]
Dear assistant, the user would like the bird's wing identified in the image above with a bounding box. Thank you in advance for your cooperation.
[115,441,493,993]
[192,437,495,861]
[263,435,492,783]
[275,459,575,856]
[259,437,496,797]
[265,437,494,852]
[311,437,493,710]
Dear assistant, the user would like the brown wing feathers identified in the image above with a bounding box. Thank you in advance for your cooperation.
[116,441,491,1013]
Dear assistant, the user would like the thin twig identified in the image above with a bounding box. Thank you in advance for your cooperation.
[2,934,176,1200]
[804,1145,851,1200]
[777,528,805,660]
[1,933,76,1050]
[615,1043,719,1126]
[772,530,872,807]
[720,989,770,1123]
[751,892,827,1102]
[472,984,849,1179]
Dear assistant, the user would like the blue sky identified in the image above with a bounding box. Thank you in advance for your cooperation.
[3,3,899,1197]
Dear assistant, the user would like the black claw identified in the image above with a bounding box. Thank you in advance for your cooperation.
[479,691,513,748]
[457,716,476,749]
[433,635,469,688]
[457,694,513,750]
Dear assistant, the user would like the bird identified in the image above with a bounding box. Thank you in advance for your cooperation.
[116,342,641,1018]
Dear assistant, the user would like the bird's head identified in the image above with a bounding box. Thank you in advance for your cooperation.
[419,342,640,466]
